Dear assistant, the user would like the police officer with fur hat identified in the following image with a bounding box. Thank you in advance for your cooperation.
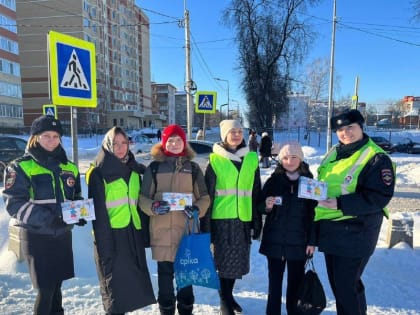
[3,115,83,315]
[315,109,395,315]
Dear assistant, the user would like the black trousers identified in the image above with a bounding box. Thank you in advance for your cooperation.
[157,261,194,307]
[34,281,63,315]
[266,257,305,315]
[324,253,370,315]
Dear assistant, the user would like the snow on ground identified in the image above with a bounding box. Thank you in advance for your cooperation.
[0,128,419,314]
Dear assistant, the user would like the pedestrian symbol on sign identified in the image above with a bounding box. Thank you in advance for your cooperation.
[195,91,217,114]
[199,96,213,109]
[42,104,57,118]
[46,108,55,116]
[60,50,89,90]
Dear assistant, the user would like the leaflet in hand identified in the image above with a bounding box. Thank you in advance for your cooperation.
[162,192,193,211]
[61,199,96,224]
[298,176,328,201]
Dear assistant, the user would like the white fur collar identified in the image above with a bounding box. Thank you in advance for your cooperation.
[212,142,250,162]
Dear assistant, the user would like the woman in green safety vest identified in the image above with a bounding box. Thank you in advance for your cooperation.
[3,115,84,315]
[316,109,395,315]
[87,127,155,314]
[204,119,262,315]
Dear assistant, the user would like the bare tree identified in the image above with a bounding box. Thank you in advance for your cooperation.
[223,0,319,130]
[412,0,420,21]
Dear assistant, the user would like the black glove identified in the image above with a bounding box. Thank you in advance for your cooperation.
[151,200,171,215]
[75,218,87,226]
[184,205,199,219]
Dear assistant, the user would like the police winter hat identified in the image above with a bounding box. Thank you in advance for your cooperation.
[31,115,63,136]
[220,119,242,141]
[278,141,304,161]
[330,109,365,131]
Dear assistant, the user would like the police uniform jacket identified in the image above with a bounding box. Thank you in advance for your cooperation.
[3,144,81,288]
[316,134,395,257]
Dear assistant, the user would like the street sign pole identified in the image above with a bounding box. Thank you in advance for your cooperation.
[71,107,78,167]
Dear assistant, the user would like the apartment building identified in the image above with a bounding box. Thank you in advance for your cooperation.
[16,0,154,133]
[0,0,23,132]
[151,83,175,127]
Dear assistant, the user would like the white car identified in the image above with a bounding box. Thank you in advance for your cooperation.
[129,134,154,154]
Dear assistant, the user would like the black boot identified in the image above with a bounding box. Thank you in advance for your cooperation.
[219,278,235,315]
[232,298,243,313]
[177,303,194,315]
[220,296,235,315]
[159,304,175,315]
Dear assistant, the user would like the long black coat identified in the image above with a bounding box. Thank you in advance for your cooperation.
[88,149,155,313]
[204,142,261,279]
[259,135,272,158]
[258,162,317,261]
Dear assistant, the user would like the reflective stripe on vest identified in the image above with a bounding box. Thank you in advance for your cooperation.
[315,139,391,221]
[209,151,258,221]
[104,172,142,229]
[18,159,78,223]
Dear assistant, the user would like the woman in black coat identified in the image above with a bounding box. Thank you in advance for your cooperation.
[259,142,317,315]
[87,127,155,314]
[3,115,84,315]
[204,120,262,315]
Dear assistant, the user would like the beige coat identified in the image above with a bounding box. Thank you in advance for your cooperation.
[139,143,210,261]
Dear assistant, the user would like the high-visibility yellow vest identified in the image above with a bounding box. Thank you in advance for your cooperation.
[209,151,258,221]
[104,172,142,229]
[19,159,79,202]
[315,139,392,221]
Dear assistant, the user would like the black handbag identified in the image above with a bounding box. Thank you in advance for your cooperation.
[296,257,327,315]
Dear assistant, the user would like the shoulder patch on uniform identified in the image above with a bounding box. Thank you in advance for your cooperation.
[381,169,393,186]
[5,171,17,189]
[67,176,76,187]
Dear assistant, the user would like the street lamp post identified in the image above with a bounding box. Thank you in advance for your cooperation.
[214,77,229,119]
[219,103,228,121]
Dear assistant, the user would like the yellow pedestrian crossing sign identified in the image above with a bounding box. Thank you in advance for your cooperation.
[48,31,97,107]
[195,91,217,114]
[43,104,57,119]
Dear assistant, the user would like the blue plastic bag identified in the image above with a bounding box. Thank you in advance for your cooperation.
[174,212,220,290]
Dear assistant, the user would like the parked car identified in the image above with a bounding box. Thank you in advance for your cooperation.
[187,140,214,169]
[129,134,154,154]
[0,136,27,182]
[375,118,392,128]
[188,140,213,154]
[370,136,394,153]
[392,138,420,154]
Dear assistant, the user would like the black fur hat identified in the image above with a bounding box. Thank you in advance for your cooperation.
[30,115,63,136]
[331,109,365,131]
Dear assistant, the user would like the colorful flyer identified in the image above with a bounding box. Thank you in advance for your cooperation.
[162,192,193,211]
[298,176,328,201]
[61,198,96,224]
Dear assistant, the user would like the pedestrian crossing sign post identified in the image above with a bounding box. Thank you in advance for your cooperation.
[195,91,217,114]
[48,31,97,107]
[351,95,358,109]
[43,104,57,119]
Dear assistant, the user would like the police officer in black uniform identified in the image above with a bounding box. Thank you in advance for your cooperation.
[3,115,84,315]
[315,109,395,315]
